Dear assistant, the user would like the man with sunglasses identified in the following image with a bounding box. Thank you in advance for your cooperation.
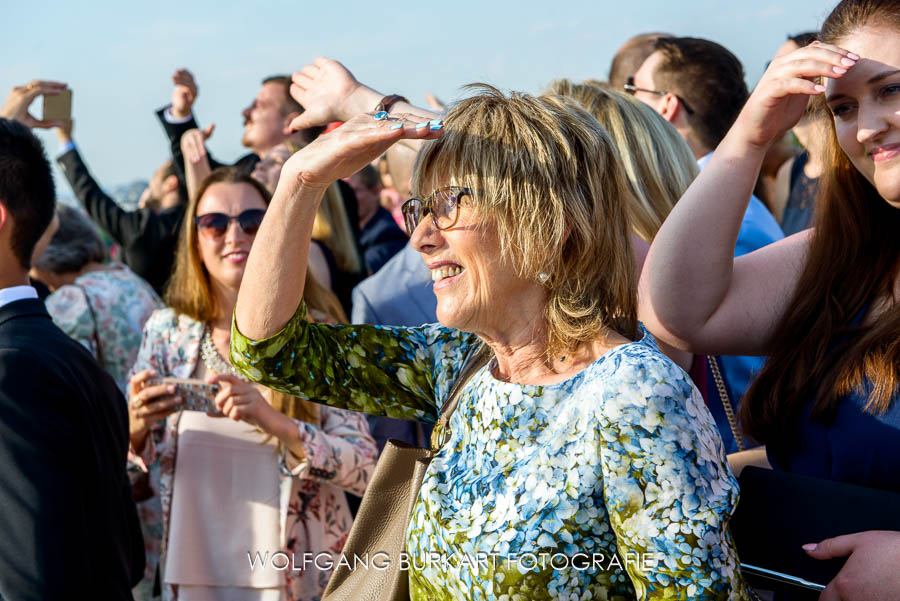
[627,36,784,451]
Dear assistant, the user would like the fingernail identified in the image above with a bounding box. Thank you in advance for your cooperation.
[390,123,403,130]
[847,52,860,60]
[802,543,817,552]
[841,57,856,67]
[167,385,176,393]
[416,121,429,129]
[429,119,442,125]
[814,84,826,92]
[429,124,443,131]
[833,66,847,74]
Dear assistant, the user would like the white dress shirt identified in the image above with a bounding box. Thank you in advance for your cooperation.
[0,285,38,310]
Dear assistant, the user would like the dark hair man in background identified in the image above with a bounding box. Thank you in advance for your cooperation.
[627,37,785,452]
[608,32,670,90]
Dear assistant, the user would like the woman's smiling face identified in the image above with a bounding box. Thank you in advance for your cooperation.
[826,25,900,207]
[409,198,546,336]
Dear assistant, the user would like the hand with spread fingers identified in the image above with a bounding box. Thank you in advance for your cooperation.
[170,68,198,120]
[280,111,443,191]
[0,80,69,128]
[734,41,859,149]
[288,57,366,131]
[128,369,182,452]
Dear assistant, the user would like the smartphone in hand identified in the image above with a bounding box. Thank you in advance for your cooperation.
[148,376,222,415]
[43,89,72,122]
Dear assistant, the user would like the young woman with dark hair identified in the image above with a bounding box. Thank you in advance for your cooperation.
[641,0,900,597]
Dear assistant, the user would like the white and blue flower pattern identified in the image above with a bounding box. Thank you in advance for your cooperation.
[231,303,749,600]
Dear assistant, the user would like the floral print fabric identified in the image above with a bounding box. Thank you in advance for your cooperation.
[46,263,161,392]
[231,303,749,600]
[129,308,377,601]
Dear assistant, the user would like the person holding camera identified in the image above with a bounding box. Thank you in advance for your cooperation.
[127,167,376,601]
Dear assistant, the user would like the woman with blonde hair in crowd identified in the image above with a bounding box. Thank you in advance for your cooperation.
[127,166,376,601]
[641,0,900,596]
[230,82,749,599]
[545,79,698,244]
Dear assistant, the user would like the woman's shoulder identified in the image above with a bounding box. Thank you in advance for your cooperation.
[595,324,692,386]
[143,307,202,337]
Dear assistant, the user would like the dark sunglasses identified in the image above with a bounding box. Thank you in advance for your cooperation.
[401,186,473,234]
[624,76,695,115]
[194,209,266,238]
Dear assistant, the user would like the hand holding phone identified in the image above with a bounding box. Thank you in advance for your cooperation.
[42,88,72,123]
[147,376,222,415]
[0,80,68,128]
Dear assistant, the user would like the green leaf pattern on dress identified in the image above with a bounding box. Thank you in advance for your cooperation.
[231,303,749,600]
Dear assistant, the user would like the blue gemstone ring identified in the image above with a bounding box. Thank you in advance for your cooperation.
[374,111,389,120]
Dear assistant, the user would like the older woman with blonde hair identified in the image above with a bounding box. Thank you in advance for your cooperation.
[127,166,376,601]
[231,85,748,599]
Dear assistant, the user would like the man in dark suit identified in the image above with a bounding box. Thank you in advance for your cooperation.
[0,98,143,598]
[55,118,184,293]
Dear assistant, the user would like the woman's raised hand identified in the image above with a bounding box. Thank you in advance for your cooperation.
[288,57,368,132]
[733,41,858,150]
[281,112,443,190]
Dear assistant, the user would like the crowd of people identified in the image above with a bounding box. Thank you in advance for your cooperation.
[0,0,897,599]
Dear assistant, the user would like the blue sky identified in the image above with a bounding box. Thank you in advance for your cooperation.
[3,0,835,189]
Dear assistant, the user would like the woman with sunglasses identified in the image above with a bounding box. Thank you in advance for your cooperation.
[229,86,749,599]
[126,166,377,601]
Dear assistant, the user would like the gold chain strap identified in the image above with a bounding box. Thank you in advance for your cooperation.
[707,355,745,451]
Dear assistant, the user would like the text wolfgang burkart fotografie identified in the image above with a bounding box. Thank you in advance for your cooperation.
[248,551,663,573]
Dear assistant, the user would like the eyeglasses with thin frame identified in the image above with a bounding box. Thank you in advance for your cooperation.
[624,76,695,115]
[401,186,473,234]
[194,209,266,238]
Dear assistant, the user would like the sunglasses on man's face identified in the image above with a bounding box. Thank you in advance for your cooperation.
[401,186,473,234]
[194,209,266,238]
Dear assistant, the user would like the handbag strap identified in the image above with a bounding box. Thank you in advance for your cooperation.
[430,342,491,451]
[75,284,104,366]
[707,355,745,451]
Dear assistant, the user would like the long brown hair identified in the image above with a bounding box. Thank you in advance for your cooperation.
[741,0,900,458]
[166,166,346,424]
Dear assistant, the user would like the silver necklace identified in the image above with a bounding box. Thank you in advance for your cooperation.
[201,326,248,381]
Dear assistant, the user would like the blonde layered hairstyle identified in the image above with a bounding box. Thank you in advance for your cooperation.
[412,85,638,355]
[546,79,699,242]
[166,166,346,423]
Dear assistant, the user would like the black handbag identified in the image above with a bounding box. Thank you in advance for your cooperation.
[730,466,900,597]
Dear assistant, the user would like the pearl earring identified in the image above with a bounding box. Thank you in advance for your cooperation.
[538,273,549,282]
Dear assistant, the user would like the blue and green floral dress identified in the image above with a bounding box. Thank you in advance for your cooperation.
[231,303,749,600]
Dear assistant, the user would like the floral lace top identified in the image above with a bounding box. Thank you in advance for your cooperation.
[46,263,161,392]
[231,303,750,600]
[129,308,378,601]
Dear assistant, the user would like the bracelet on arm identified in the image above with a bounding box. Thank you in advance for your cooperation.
[373,94,408,119]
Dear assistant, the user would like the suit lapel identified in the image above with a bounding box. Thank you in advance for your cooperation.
[0,299,50,329]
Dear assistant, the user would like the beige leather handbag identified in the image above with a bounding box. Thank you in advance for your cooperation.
[322,345,490,601]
